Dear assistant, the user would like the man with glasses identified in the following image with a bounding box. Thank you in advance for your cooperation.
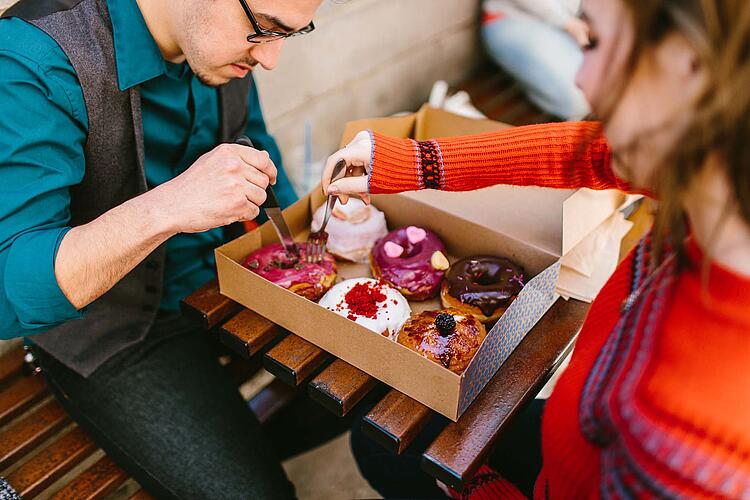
[0,0,328,497]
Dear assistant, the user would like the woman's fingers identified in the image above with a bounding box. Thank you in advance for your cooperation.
[328,175,370,205]
[321,130,373,195]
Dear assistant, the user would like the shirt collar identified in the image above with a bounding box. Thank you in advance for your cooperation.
[107,0,167,91]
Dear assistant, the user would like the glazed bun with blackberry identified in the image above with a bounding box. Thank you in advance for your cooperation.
[441,256,525,323]
[396,309,486,374]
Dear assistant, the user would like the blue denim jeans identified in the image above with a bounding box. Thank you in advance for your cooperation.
[482,15,590,120]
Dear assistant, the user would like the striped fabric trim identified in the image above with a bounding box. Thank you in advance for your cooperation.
[366,129,376,194]
[416,139,445,190]
[412,138,423,189]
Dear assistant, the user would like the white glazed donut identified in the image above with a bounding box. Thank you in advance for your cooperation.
[311,199,388,263]
[318,278,411,340]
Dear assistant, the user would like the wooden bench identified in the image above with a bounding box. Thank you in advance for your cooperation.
[0,341,297,499]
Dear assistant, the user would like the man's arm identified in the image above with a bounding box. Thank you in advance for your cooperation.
[0,20,275,338]
[55,143,276,310]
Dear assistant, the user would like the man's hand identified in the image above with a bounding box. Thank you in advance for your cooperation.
[322,130,372,204]
[158,143,277,233]
[564,17,590,47]
[54,142,277,310]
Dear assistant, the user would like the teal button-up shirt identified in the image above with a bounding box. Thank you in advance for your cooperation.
[0,0,297,339]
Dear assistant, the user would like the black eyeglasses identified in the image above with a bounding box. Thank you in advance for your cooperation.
[238,0,315,44]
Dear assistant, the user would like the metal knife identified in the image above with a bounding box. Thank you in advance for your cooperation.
[235,136,299,256]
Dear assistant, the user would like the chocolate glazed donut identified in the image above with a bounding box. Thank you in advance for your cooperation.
[441,256,525,323]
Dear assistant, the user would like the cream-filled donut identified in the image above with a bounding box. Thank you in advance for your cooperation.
[311,199,388,263]
[318,278,411,339]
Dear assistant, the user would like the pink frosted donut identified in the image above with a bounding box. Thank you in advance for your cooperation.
[370,226,448,301]
[242,243,337,301]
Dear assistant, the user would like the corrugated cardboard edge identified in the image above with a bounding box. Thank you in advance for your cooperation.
[459,262,561,414]
[215,242,463,419]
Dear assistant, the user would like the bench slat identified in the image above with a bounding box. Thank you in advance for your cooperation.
[50,455,128,500]
[7,426,98,498]
[263,335,329,387]
[421,299,589,491]
[179,280,242,330]
[220,309,280,359]
[308,360,378,417]
[0,399,70,470]
[361,390,432,455]
[0,344,25,386]
[248,378,299,425]
[0,375,48,427]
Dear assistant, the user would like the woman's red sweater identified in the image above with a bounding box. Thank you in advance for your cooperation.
[367,122,750,498]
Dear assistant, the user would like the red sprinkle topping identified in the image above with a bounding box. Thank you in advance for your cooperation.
[344,281,387,319]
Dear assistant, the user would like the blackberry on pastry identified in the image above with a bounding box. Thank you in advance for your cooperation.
[396,309,487,374]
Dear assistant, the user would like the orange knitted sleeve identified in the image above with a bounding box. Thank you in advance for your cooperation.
[368,121,630,194]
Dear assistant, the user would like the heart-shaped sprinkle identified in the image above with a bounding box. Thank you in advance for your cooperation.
[406,226,427,244]
[384,241,404,258]
[430,251,450,270]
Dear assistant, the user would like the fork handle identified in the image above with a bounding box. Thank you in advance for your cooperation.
[235,135,280,210]
[319,195,338,233]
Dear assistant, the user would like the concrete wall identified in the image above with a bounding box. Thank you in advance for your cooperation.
[259,0,482,192]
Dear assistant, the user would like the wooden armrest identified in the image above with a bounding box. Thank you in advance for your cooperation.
[220,309,280,359]
[421,299,589,491]
[361,390,432,455]
[263,335,329,387]
[6,427,97,498]
[50,455,128,500]
[0,344,25,386]
[0,374,48,426]
[308,360,378,417]
[180,280,242,330]
[0,399,71,470]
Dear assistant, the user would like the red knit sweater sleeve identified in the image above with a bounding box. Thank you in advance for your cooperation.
[368,121,631,194]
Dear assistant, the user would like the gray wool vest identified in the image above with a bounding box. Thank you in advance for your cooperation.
[3,0,251,377]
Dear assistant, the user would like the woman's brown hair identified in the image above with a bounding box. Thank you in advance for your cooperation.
[604,0,750,267]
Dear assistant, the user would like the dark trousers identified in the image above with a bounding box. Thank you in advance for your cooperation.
[34,313,351,500]
[350,398,546,499]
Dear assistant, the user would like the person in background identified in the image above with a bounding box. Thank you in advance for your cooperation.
[324,0,750,496]
[482,0,591,120]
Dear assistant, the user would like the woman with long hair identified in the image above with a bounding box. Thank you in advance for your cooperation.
[323,0,750,497]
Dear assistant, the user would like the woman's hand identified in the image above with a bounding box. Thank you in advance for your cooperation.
[321,130,372,204]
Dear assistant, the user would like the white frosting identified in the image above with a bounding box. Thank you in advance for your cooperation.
[311,199,388,263]
[318,278,412,339]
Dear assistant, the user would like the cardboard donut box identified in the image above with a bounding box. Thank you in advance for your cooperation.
[216,107,625,420]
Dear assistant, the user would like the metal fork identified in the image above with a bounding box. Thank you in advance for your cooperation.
[306,159,347,263]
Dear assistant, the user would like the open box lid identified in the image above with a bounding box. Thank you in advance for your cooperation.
[340,105,627,258]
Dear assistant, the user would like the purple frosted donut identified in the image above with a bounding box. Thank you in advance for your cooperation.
[370,226,448,301]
